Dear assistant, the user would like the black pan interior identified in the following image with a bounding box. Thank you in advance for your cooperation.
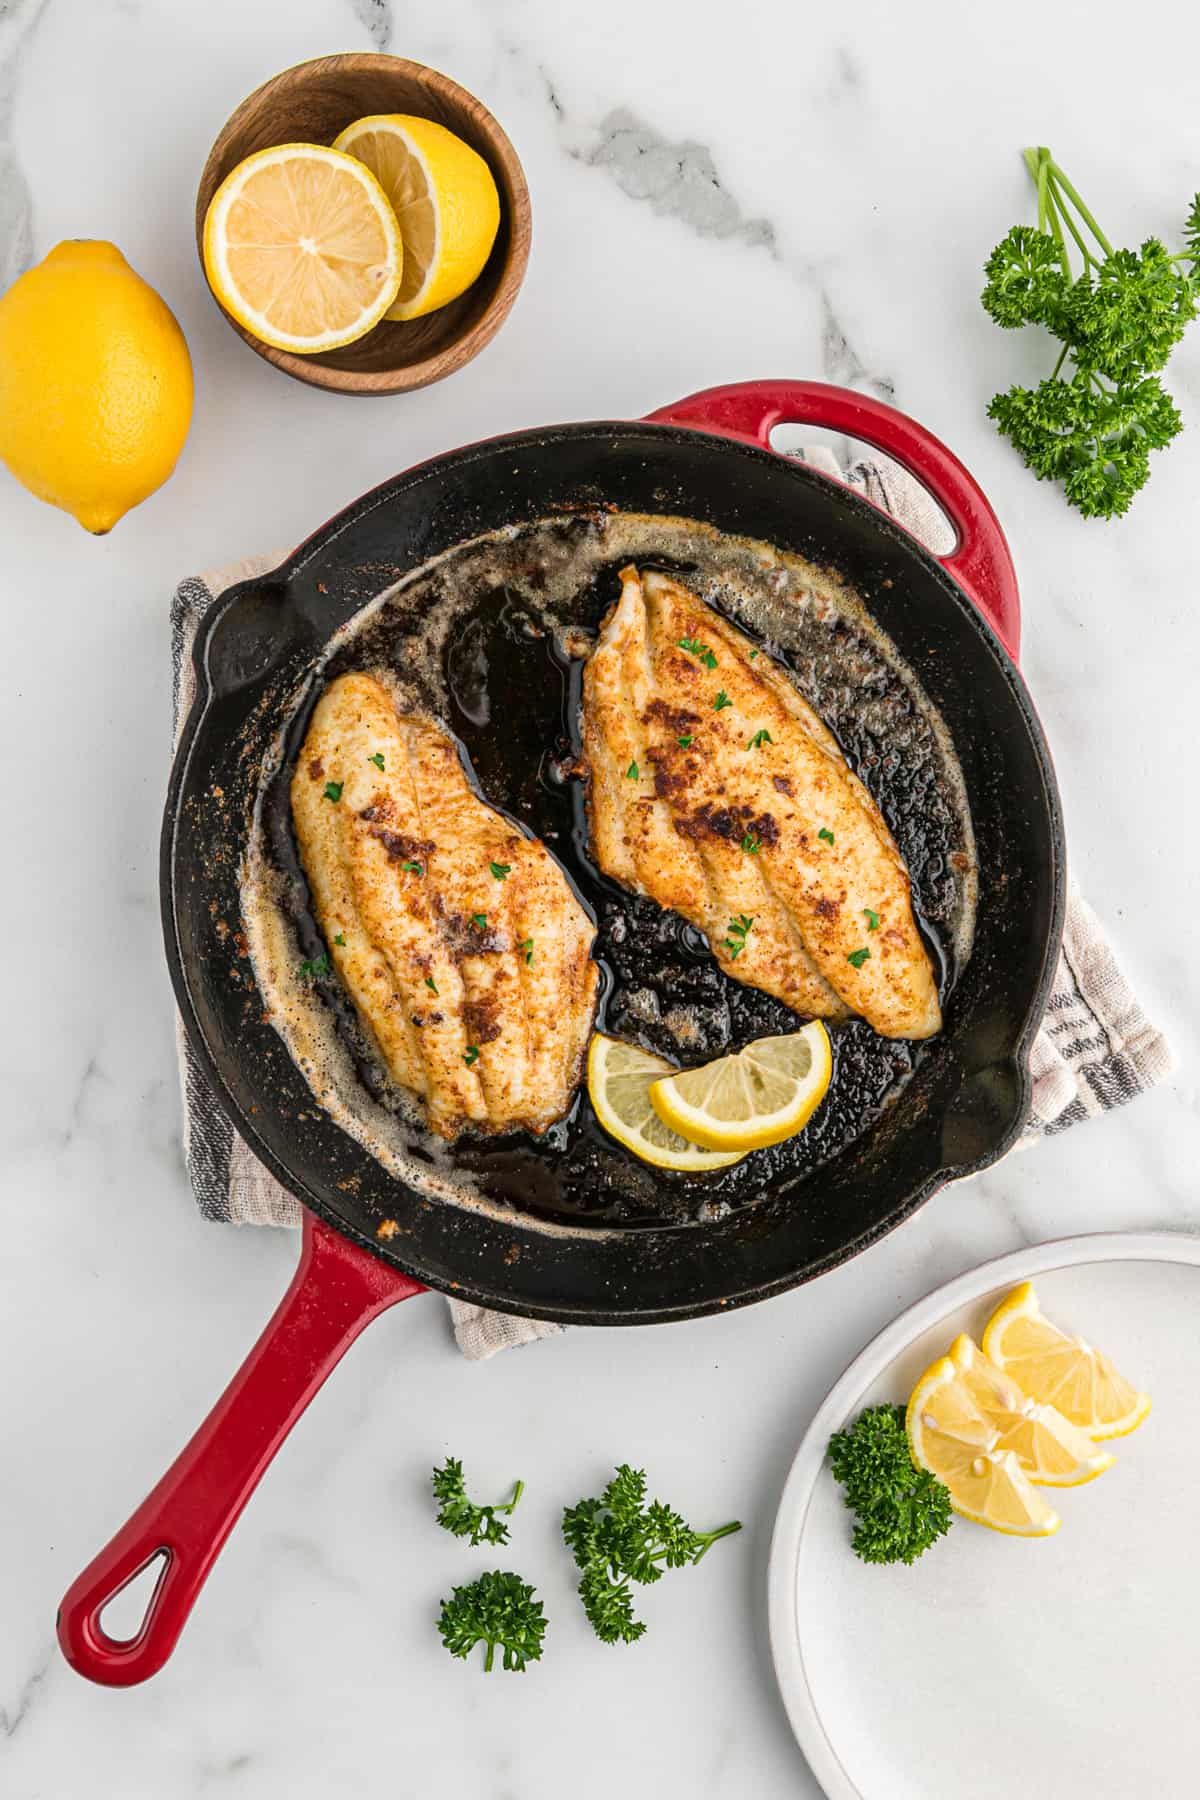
[164,424,1065,1324]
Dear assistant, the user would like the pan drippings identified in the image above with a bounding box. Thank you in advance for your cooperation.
[242,512,976,1230]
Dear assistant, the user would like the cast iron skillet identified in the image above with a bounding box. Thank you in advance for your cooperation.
[58,381,1064,1685]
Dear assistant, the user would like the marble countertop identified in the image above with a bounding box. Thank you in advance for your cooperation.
[2,0,1197,1794]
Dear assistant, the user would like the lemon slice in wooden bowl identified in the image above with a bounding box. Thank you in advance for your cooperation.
[333,114,500,322]
[203,143,402,353]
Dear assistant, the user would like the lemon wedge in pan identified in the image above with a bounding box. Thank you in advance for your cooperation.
[587,1034,744,1173]
[648,1022,832,1153]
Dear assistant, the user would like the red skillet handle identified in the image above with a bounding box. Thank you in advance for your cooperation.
[644,380,1020,661]
[57,1214,424,1686]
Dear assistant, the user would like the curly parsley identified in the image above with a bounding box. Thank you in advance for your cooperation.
[828,1405,952,1565]
[983,148,1200,516]
[562,1465,741,1645]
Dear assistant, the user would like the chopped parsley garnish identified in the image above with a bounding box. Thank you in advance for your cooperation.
[747,729,773,750]
[519,938,535,966]
[721,914,754,959]
[322,781,343,803]
[333,933,346,946]
[740,831,761,855]
[471,913,488,931]
[863,908,881,932]
[425,975,439,995]
[298,953,331,981]
[401,860,423,875]
[490,862,512,881]
[713,690,733,711]
[368,752,385,770]
[847,947,871,969]
[749,649,759,660]
[626,761,639,780]
[818,827,835,845]
[463,1045,480,1067]
[678,637,718,670]
[677,734,693,748]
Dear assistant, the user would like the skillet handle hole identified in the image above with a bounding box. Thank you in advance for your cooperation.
[96,1550,170,1645]
[768,425,957,557]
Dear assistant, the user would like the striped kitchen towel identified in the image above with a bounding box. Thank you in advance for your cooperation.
[170,454,1174,1360]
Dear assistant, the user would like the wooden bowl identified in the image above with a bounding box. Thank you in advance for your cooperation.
[195,54,531,396]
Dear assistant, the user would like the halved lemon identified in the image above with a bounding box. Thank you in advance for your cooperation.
[948,1334,1114,1486]
[586,1034,744,1173]
[202,144,402,353]
[982,1281,1151,1441]
[647,1023,832,1153]
[333,114,500,322]
[907,1351,1061,1537]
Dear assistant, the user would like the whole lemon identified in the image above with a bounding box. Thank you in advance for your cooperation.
[0,240,193,534]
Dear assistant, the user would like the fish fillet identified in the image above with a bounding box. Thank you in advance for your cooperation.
[292,672,599,1138]
[581,568,942,1039]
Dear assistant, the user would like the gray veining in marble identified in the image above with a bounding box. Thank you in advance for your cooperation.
[349,0,392,51]
[0,0,46,289]
[576,106,777,251]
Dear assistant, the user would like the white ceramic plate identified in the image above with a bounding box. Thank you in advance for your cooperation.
[768,1233,1200,1798]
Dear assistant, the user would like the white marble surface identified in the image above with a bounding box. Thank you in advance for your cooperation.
[1,0,1198,1793]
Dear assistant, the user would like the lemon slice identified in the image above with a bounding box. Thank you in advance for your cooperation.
[587,1034,744,1173]
[202,144,402,353]
[907,1352,1061,1537]
[333,114,500,322]
[647,1023,832,1152]
[982,1281,1151,1441]
[948,1335,1114,1486]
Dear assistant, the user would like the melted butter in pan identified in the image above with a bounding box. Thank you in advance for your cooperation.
[241,512,976,1231]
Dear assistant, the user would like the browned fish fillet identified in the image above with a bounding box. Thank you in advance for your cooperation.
[582,568,942,1039]
[292,672,599,1138]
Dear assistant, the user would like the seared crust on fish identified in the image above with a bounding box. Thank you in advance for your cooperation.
[581,568,941,1040]
[292,672,599,1138]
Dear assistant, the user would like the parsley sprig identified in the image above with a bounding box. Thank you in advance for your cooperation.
[828,1405,952,1565]
[438,1571,546,1673]
[562,1465,741,1645]
[678,636,718,670]
[432,1456,525,1547]
[721,914,754,960]
[983,147,1200,517]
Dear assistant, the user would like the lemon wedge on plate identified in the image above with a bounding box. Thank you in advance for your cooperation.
[906,1351,1061,1537]
[648,1023,832,1153]
[333,114,500,321]
[203,144,402,353]
[587,1035,744,1173]
[947,1334,1113,1486]
[982,1280,1151,1440]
